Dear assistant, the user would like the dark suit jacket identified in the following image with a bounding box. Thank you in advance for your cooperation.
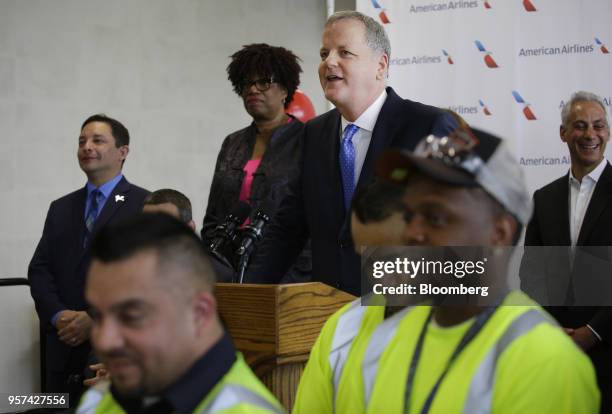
[246,87,454,295]
[28,176,149,378]
[521,162,612,378]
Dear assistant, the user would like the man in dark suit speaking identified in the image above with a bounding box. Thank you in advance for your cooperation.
[28,114,149,402]
[521,91,612,413]
[246,11,454,295]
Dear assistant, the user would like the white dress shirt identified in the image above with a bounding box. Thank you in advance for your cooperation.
[340,89,387,184]
[568,158,607,247]
[568,158,607,342]
[569,158,608,341]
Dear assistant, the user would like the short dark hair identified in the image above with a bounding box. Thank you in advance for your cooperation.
[227,43,302,108]
[81,114,130,147]
[352,179,405,224]
[91,214,215,289]
[144,189,193,224]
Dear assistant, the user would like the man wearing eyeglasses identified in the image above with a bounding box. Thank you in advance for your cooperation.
[521,91,612,413]
[246,11,454,295]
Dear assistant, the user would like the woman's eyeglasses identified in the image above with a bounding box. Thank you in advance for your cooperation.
[239,77,274,94]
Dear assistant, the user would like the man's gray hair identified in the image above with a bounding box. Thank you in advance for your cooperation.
[326,11,391,60]
[561,91,608,127]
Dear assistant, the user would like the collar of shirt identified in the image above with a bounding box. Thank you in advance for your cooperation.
[568,157,607,187]
[340,89,387,135]
[110,332,237,414]
[85,173,124,216]
[338,90,388,184]
[165,332,236,414]
[568,158,608,249]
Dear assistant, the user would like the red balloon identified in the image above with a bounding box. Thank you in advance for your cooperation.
[287,90,316,122]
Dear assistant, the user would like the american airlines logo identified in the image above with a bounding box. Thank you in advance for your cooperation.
[475,40,499,68]
[522,0,536,12]
[409,1,478,13]
[512,91,537,121]
[371,0,391,23]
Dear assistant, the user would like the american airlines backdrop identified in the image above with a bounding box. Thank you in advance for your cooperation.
[356,0,612,193]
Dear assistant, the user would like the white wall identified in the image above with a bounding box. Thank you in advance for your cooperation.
[0,0,328,279]
[0,283,40,401]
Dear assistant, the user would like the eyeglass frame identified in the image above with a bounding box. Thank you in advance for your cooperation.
[239,77,275,94]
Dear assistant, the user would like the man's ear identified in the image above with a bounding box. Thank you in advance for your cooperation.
[491,214,517,246]
[188,220,196,233]
[193,291,217,335]
[119,145,129,161]
[376,52,389,80]
[560,125,567,143]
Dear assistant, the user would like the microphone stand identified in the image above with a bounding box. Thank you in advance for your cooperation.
[236,253,250,284]
[234,211,270,284]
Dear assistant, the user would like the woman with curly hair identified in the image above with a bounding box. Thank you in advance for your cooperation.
[203,43,311,282]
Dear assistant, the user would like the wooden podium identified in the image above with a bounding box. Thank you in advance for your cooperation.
[215,282,355,411]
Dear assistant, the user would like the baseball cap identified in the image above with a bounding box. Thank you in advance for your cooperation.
[376,126,532,225]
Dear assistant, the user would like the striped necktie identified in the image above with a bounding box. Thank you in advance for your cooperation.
[84,189,101,245]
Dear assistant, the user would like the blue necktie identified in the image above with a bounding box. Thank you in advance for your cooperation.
[84,189,101,245]
[339,124,359,211]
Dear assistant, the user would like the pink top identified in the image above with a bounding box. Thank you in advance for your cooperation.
[240,117,292,203]
[239,158,262,202]
[239,158,262,226]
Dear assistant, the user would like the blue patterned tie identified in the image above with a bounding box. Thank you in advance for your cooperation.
[339,124,359,211]
[84,189,101,245]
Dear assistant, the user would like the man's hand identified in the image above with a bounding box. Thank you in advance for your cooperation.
[83,363,110,387]
[58,311,92,347]
[564,326,599,352]
[55,310,78,331]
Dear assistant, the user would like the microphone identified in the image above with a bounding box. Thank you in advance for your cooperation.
[235,206,272,283]
[236,209,271,256]
[209,202,251,255]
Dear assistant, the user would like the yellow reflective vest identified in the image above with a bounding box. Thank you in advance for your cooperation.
[76,354,285,414]
[294,292,599,414]
[293,298,386,414]
[363,292,600,413]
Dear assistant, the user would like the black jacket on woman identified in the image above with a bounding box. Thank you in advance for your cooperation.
[203,115,311,282]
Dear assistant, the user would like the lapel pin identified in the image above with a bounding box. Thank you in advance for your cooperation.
[115,195,125,203]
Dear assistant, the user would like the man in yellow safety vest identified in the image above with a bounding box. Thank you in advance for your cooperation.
[294,124,600,413]
[76,213,284,414]
[293,178,406,414]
